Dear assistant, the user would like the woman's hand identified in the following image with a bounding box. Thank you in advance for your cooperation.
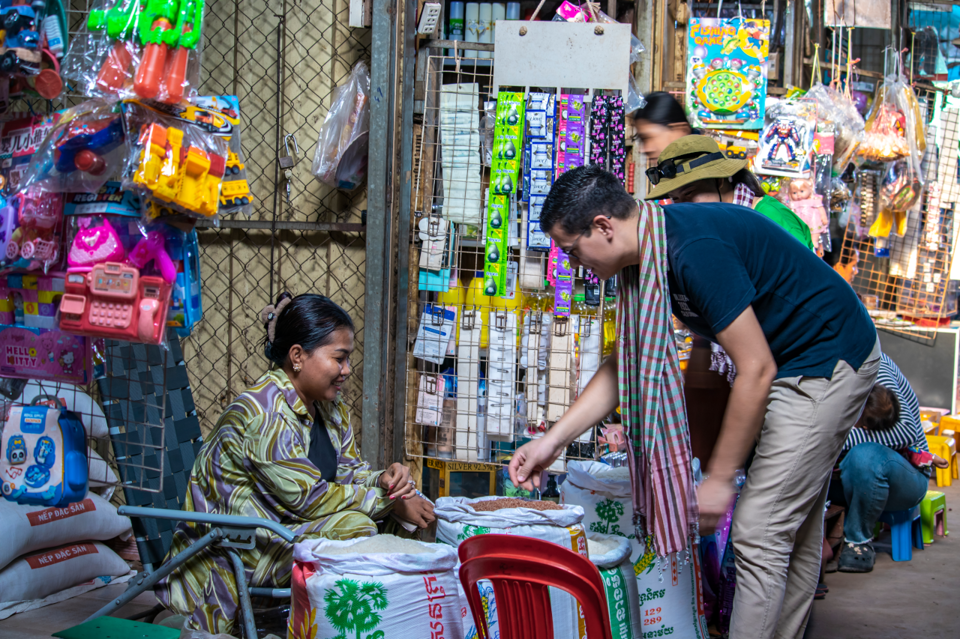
[379,463,417,500]
[393,495,436,528]
[932,454,951,470]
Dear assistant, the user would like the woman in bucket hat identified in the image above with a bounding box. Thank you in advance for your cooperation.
[509,164,880,639]
[648,134,814,250]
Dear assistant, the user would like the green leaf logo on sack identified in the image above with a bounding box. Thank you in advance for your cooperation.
[322,578,389,639]
[456,524,490,541]
[589,499,632,538]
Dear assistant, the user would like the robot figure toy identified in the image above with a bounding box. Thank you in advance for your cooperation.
[764,118,802,166]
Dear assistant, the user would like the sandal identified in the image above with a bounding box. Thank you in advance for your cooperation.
[814,582,828,600]
[837,541,876,573]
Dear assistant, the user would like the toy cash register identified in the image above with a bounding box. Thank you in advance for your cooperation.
[58,263,171,344]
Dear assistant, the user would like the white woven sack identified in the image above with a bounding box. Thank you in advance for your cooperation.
[634,541,710,639]
[588,533,642,639]
[561,461,639,561]
[563,462,709,638]
[436,496,587,639]
[0,493,131,573]
[0,541,129,602]
[292,536,464,639]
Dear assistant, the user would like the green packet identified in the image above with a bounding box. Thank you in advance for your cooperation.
[490,165,519,196]
[483,192,511,297]
[496,92,525,128]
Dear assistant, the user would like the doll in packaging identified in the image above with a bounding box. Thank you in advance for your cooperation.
[788,177,829,254]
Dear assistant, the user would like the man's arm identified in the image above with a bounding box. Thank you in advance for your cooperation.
[698,306,777,531]
[508,349,620,490]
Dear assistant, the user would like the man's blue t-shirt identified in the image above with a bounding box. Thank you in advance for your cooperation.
[662,202,877,379]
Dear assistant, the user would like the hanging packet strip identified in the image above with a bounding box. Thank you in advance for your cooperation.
[484,92,526,297]
[525,92,556,251]
[554,248,574,316]
[562,95,587,172]
[589,95,627,183]
[412,304,457,365]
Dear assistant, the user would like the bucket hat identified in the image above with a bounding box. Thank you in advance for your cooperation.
[644,135,747,200]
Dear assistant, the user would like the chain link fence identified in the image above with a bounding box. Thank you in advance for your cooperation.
[184,0,372,437]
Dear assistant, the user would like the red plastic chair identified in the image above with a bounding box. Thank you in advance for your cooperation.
[458,534,613,639]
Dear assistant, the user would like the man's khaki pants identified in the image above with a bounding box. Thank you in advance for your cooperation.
[729,341,881,639]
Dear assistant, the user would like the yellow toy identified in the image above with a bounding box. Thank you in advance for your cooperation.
[132,123,225,218]
[220,151,253,208]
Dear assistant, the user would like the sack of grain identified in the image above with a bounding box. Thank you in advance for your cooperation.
[562,461,709,638]
[289,535,464,639]
[0,541,130,603]
[0,493,131,573]
[561,461,637,559]
[587,533,642,639]
[436,496,587,639]
[634,539,710,639]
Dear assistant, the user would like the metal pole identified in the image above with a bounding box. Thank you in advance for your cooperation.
[85,529,224,622]
[228,548,258,639]
[392,0,417,464]
[362,0,398,468]
[269,14,285,304]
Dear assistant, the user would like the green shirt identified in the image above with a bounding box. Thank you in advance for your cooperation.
[753,195,815,250]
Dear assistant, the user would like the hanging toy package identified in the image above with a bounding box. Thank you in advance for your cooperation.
[120,100,229,223]
[859,69,926,166]
[804,82,865,175]
[311,61,371,191]
[62,0,143,97]
[19,99,126,195]
[754,97,817,178]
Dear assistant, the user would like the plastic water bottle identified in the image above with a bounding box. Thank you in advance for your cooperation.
[43,15,64,58]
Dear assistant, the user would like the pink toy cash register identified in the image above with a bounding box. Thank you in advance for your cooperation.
[58,263,171,344]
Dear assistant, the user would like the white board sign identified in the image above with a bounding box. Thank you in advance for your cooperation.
[492,21,632,96]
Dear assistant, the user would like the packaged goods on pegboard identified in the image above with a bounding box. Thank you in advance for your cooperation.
[405,46,630,471]
[838,82,958,341]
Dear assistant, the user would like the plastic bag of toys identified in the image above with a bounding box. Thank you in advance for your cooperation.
[61,0,144,98]
[61,0,203,104]
[19,99,126,194]
[754,97,817,178]
[120,100,229,222]
[311,61,370,190]
[860,68,926,167]
[804,82,865,175]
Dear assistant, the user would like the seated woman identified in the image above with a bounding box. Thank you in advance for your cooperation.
[829,353,948,573]
[157,293,433,634]
[647,135,815,250]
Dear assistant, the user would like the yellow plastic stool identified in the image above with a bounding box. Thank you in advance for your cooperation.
[920,490,948,544]
[926,434,958,487]
[937,414,960,437]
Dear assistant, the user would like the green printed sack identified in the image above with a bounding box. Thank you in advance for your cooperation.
[587,533,642,639]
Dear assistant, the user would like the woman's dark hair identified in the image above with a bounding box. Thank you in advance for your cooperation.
[729,168,766,198]
[859,384,901,432]
[630,91,690,128]
[263,293,355,367]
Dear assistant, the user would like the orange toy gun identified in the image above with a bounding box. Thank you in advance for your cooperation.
[87,0,142,93]
[134,0,203,101]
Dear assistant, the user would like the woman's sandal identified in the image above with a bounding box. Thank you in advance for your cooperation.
[814,582,828,600]
[837,541,876,573]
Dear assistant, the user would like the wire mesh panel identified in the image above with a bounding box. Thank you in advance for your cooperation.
[405,48,625,471]
[180,0,371,437]
[840,88,957,342]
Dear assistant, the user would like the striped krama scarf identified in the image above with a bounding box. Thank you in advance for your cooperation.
[619,200,698,557]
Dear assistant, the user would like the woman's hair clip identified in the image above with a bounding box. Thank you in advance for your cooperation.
[260,294,293,344]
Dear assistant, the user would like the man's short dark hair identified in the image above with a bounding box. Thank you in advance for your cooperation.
[539,165,637,235]
[859,384,901,431]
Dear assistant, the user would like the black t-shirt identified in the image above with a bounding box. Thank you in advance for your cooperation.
[662,202,877,379]
[308,412,338,482]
